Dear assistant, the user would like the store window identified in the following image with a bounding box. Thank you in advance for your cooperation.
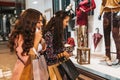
[53,0,59,14]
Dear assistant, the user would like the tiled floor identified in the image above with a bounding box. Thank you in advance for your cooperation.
[0,41,17,80]
[0,41,17,70]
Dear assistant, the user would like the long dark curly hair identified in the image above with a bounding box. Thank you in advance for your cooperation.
[9,8,43,55]
[43,10,71,51]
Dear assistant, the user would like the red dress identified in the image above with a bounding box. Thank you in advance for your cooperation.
[76,0,96,26]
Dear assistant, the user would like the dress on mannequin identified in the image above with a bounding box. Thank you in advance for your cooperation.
[76,0,96,47]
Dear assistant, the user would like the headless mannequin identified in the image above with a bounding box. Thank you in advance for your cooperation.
[98,0,120,65]
[76,0,96,47]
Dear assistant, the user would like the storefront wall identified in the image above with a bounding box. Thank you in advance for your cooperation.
[25,0,116,54]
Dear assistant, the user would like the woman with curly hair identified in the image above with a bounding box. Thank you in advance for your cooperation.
[43,10,72,80]
[9,8,44,80]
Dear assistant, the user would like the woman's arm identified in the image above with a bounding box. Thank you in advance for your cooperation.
[44,31,54,58]
[41,38,46,51]
[84,0,96,12]
[33,28,42,50]
[29,29,42,58]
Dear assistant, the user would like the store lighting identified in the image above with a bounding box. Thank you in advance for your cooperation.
[32,1,38,4]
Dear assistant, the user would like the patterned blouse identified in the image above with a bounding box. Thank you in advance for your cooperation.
[44,31,64,65]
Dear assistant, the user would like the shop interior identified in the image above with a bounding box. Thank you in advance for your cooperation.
[0,0,25,41]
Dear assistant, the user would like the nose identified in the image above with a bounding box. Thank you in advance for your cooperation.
[39,21,43,27]
[41,22,43,26]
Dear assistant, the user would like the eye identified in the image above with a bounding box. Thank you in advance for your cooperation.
[37,20,43,24]
[37,22,40,24]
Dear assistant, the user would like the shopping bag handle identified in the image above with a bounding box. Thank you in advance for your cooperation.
[32,47,40,59]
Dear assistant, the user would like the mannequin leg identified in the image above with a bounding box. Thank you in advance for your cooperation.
[111,11,120,65]
[103,13,111,60]
[77,25,88,47]
[112,24,120,62]
[81,25,88,47]
[77,26,83,47]
[104,25,111,60]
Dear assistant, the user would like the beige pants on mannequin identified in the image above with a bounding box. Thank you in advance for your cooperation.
[77,25,88,47]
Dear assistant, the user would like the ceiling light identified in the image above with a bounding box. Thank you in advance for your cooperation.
[32,1,38,4]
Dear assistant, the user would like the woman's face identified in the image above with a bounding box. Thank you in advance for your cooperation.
[63,16,70,28]
[36,15,43,30]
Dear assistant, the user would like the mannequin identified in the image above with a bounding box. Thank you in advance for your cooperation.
[98,0,120,19]
[76,0,96,47]
[98,0,120,66]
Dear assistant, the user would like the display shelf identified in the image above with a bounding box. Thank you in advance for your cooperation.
[70,54,120,80]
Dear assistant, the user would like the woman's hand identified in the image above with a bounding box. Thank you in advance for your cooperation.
[29,48,36,59]
[63,51,70,58]
[57,51,70,59]
[37,38,47,54]
[41,38,47,51]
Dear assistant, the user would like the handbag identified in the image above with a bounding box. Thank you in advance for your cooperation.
[48,63,62,80]
[32,48,49,80]
[57,64,70,80]
[57,56,80,80]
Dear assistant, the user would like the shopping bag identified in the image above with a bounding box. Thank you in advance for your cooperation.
[32,48,49,80]
[58,58,80,80]
[57,64,70,80]
[39,55,49,80]
[48,63,62,80]
[20,56,33,80]
[32,58,41,80]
